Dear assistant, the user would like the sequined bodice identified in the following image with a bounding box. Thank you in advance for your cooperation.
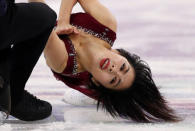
[53,13,117,99]
[54,12,116,77]
[70,13,116,46]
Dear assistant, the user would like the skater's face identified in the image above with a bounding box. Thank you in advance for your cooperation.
[91,50,135,90]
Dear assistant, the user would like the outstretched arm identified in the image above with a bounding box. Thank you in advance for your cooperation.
[78,0,117,32]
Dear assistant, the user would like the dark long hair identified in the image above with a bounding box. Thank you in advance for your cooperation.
[88,49,180,123]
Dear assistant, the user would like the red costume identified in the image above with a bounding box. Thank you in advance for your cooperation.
[53,13,116,99]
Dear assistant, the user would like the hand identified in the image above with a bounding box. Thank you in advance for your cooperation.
[55,23,79,35]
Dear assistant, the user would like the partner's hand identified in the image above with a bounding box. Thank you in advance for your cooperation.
[55,23,79,35]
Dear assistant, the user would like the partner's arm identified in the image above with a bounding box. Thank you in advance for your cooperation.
[78,0,117,32]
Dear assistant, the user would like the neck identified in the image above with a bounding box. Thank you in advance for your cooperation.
[77,42,110,73]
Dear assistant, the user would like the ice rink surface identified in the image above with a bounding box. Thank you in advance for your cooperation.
[1,0,195,130]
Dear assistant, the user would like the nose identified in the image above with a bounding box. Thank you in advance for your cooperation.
[109,64,124,78]
[109,64,121,75]
[109,64,115,73]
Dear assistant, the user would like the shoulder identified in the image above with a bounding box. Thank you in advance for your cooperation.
[71,12,117,33]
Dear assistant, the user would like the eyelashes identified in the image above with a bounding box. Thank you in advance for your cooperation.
[120,63,125,71]
[109,63,129,85]
[110,76,117,84]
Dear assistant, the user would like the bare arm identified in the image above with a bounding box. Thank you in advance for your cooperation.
[58,0,77,25]
[55,0,79,34]
[28,0,69,72]
[78,0,117,32]
[44,30,68,73]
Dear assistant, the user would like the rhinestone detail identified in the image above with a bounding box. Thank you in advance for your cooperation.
[72,24,114,46]
[66,38,78,75]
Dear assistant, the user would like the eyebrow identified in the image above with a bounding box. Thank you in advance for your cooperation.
[112,66,130,88]
[111,66,130,88]
[113,79,121,88]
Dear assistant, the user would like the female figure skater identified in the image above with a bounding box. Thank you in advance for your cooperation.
[44,0,179,122]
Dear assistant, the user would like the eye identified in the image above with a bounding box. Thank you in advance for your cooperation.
[120,63,125,71]
[110,77,116,84]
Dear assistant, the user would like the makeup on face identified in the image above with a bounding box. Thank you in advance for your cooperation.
[100,58,110,70]
[94,52,134,90]
[108,62,131,89]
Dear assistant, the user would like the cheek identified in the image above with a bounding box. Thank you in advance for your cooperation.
[112,55,126,65]
[92,71,111,84]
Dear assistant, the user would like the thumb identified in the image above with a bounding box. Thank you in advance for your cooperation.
[55,27,62,34]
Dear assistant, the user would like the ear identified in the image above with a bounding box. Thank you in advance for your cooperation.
[91,77,100,87]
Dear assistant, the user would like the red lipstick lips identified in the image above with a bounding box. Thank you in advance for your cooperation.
[100,58,110,70]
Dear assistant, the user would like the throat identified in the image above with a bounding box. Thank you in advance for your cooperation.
[77,42,110,73]
[70,32,111,73]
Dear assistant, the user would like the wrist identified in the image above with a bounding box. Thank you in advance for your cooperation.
[57,17,70,25]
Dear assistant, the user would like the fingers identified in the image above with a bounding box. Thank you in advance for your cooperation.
[55,26,73,34]
[55,25,79,35]
[73,26,79,34]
